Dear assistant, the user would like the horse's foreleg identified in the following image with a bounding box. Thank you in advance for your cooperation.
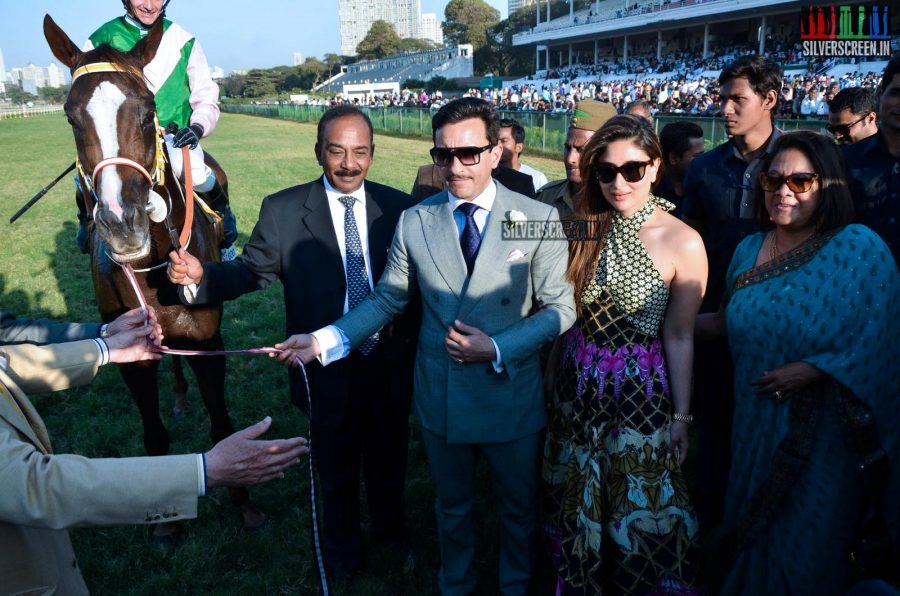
[185,344,265,529]
[171,355,190,417]
[117,360,169,456]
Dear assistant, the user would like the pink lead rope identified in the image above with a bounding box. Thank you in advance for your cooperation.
[121,264,330,595]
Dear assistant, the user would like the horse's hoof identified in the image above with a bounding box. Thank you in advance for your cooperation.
[148,522,182,551]
[239,503,268,532]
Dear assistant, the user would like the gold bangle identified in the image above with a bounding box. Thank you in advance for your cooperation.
[672,412,693,425]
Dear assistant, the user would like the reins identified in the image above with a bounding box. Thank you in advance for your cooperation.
[120,262,330,595]
[73,60,329,595]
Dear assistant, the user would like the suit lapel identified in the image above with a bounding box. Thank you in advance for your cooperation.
[0,375,51,453]
[365,188,388,279]
[457,190,510,319]
[301,178,346,306]
[421,192,468,299]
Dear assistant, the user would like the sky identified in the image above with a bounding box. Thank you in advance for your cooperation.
[0,1,508,75]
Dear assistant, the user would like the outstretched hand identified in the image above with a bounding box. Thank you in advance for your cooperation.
[167,248,204,286]
[272,334,321,366]
[204,416,309,489]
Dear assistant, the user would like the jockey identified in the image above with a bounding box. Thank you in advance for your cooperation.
[75,0,238,260]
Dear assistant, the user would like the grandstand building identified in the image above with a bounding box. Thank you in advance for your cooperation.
[317,44,474,100]
[339,0,422,56]
[513,0,896,75]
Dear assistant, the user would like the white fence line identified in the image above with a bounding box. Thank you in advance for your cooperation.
[0,105,65,120]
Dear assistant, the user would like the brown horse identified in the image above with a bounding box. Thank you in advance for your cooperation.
[44,15,262,530]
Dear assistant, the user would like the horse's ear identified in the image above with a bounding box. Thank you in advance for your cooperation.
[132,18,164,67]
[43,14,82,69]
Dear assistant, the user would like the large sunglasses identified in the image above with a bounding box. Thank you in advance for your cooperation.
[825,114,868,137]
[594,160,652,184]
[758,171,819,193]
[430,144,494,167]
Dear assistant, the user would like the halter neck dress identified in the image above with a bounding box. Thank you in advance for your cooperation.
[542,196,700,595]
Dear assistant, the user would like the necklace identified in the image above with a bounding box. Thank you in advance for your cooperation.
[769,228,815,261]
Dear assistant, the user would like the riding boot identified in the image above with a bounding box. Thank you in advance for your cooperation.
[197,178,238,260]
[74,187,91,254]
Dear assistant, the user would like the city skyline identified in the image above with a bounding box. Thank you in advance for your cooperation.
[1,1,506,77]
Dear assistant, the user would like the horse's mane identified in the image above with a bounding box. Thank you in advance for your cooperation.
[72,43,148,89]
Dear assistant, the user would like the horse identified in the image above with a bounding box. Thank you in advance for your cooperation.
[43,15,263,531]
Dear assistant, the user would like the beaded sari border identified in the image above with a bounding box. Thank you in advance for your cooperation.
[731,227,841,296]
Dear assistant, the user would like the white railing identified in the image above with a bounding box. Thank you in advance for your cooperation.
[0,105,65,120]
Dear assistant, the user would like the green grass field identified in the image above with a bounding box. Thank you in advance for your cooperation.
[0,113,566,595]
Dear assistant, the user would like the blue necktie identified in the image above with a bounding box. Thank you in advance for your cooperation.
[339,196,378,355]
[457,202,481,275]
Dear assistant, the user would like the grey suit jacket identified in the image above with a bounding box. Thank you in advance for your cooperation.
[335,183,575,443]
[0,309,101,345]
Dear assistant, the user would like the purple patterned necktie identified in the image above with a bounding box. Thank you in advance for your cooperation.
[339,196,378,355]
[457,202,481,275]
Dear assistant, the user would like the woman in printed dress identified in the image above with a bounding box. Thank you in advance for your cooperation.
[543,115,707,594]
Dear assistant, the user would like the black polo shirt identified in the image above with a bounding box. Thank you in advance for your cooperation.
[842,131,900,265]
[682,130,782,311]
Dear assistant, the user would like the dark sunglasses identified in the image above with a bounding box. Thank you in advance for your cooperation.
[594,160,652,184]
[825,114,868,137]
[758,171,819,193]
[430,144,493,167]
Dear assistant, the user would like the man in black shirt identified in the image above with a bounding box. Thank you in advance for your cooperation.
[843,56,900,265]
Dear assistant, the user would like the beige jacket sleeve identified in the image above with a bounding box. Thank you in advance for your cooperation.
[0,341,199,529]
[0,340,102,394]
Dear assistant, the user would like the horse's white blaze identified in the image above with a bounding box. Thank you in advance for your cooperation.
[87,81,126,220]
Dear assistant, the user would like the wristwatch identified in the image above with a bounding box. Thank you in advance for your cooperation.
[672,412,693,425]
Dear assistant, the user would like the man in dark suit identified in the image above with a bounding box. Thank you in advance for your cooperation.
[167,105,417,581]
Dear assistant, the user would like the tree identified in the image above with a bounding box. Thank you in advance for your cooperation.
[398,38,437,54]
[443,0,500,52]
[241,69,280,97]
[38,85,70,104]
[298,57,330,89]
[476,6,534,76]
[3,85,36,105]
[402,78,426,89]
[220,75,245,98]
[356,20,401,60]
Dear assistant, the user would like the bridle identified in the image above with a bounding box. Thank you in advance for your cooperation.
[70,61,194,262]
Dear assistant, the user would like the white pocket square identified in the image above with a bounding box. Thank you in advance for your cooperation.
[505,249,527,263]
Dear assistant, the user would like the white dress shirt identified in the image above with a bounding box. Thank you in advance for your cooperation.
[313,181,503,370]
[321,176,375,313]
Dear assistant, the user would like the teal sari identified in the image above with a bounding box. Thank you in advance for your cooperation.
[720,224,899,594]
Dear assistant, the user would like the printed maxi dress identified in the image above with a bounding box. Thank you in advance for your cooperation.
[542,197,700,595]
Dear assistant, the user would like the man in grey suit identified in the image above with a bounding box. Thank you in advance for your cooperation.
[278,97,575,595]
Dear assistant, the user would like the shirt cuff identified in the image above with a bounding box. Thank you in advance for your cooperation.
[310,326,351,366]
[93,338,110,366]
[197,453,207,496]
[182,283,199,304]
[489,337,504,373]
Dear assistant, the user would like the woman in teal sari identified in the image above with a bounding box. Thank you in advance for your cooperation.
[698,131,900,593]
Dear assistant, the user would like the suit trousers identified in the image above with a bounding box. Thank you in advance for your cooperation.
[421,427,541,596]
[310,348,410,575]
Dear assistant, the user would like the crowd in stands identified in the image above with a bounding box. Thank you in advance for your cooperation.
[313,40,888,121]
